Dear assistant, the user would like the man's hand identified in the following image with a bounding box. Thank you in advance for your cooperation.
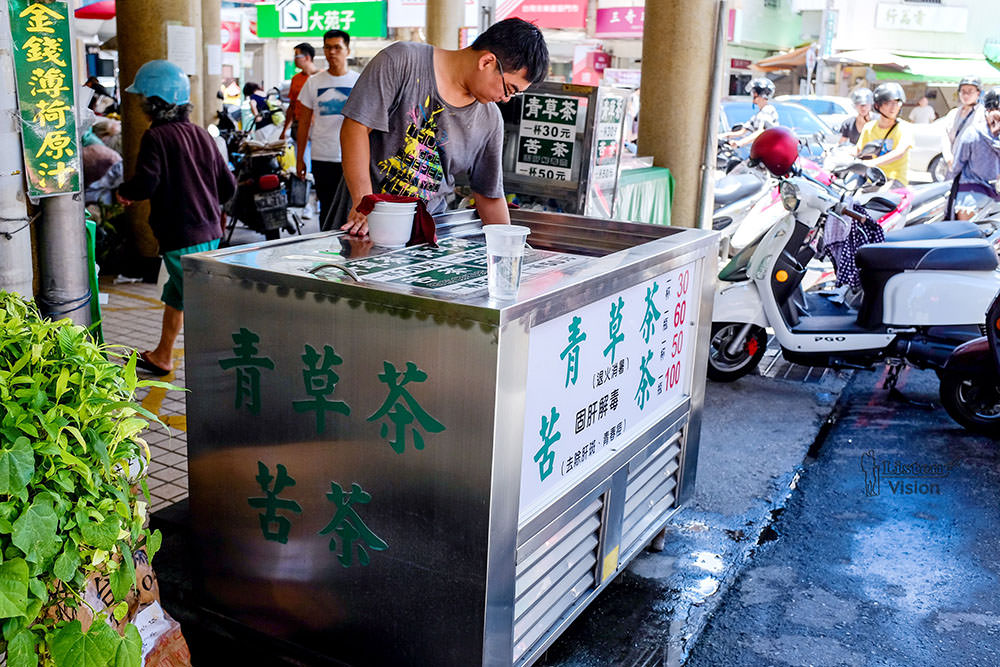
[279,129,287,140]
[296,157,307,180]
[116,191,133,206]
[341,206,368,237]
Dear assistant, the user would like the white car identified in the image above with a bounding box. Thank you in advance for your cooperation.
[909,117,949,182]
[775,95,855,131]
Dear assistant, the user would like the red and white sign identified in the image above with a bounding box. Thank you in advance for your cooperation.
[572,45,611,86]
[496,0,586,30]
[221,21,241,53]
[730,58,752,70]
[594,5,644,37]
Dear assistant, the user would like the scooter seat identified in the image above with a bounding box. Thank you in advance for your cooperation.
[715,174,763,207]
[907,181,951,209]
[856,239,998,272]
[883,220,983,243]
[857,191,902,214]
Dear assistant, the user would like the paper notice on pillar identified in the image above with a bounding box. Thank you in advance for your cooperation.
[517,259,703,522]
[167,24,197,76]
[206,44,222,76]
[514,94,585,182]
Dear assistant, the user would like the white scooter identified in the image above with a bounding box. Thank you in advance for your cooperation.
[708,128,1000,388]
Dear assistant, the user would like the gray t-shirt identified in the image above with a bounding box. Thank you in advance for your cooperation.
[342,42,504,214]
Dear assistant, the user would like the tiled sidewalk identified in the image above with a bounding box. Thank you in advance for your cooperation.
[99,277,190,513]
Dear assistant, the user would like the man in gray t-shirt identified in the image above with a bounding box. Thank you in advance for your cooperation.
[336,18,549,235]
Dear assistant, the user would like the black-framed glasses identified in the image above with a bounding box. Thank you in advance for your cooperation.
[493,53,522,98]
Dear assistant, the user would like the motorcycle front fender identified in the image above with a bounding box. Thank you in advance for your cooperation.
[940,336,994,378]
[714,280,768,327]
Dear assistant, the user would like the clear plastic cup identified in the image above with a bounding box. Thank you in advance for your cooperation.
[483,224,530,299]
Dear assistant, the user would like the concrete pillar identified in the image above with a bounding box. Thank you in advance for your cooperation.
[202,0,222,126]
[638,0,723,229]
[426,0,465,49]
[117,0,203,257]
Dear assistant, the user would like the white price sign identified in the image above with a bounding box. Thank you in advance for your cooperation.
[518,260,702,521]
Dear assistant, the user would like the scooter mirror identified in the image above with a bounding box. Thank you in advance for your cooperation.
[730,123,744,132]
[859,141,883,158]
[866,167,887,187]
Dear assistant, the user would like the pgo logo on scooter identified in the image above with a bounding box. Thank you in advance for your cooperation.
[814,335,847,342]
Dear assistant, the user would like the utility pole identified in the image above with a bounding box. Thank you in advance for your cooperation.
[0,5,33,298]
[817,0,837,96]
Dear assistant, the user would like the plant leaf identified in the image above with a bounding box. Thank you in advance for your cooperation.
[50,619,120,667]
[54,547,82,583]
[12,498,60,563]
[110,542,135,603]
[0,558,29,617]
[0,436,34,498]
[113,623,143,667]
[6,628,38,667]
[145,529,162,564]
[78,512,120,551]
[112,600,129,622]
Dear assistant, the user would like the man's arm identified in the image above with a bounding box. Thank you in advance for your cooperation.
[280,101,295,139]
[340,117,375,235]
[474,193,511,226]
[295,106,313,179]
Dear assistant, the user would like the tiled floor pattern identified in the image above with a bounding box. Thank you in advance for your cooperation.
[99,278,190,513]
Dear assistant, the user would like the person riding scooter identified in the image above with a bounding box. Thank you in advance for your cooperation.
[839,88,873,145]
[856,82,914,187]
[721,77,778,149]
[942,75,986,171]
[947,107,1000,221]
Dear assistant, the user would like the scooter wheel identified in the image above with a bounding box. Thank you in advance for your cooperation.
[939,375,1000,438]
[707,322,768,382]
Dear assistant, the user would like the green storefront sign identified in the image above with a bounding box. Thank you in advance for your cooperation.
[256,1,387,39]
[8,0,80,196]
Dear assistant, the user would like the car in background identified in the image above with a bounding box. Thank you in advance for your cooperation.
[909,116,949,182]
[775,94,854,130]
[722,99,837,156]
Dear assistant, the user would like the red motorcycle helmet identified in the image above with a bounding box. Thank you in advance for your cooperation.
[749,127,799,177]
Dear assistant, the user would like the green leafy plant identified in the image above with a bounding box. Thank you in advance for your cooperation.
[0,292,169,666]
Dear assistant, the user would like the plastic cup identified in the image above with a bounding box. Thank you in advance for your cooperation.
[367,202,417,247]
[483,224,530,299]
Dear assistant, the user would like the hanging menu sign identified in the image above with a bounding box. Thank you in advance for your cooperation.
[9,0,81,196]
[515,93,583,182]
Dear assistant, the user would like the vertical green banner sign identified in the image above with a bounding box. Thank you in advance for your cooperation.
[9,0,81,197]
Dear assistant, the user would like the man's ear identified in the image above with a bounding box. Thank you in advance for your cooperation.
[477,51,495,72]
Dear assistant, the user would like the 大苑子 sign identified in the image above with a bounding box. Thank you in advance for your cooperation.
[256,1,388,39]
[9,0,81,197]
[496,0,586,30]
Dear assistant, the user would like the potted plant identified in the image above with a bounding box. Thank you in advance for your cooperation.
[0,292,166,666]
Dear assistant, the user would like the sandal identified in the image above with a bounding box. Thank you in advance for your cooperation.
[136,351,171,377]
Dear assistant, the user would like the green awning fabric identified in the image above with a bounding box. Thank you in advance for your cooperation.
[985,41,1000,69]
[871,55,1000,85]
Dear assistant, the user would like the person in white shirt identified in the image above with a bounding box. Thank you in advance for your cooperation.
[295,29,360,229]
[941,75,985,170]
[721,77,779,149]
[908,93,936,124]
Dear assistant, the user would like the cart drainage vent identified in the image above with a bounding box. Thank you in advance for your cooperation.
[622,433,683,554]
[513,497,603,663]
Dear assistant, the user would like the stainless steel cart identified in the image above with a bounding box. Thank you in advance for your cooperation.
[182,210,717,666]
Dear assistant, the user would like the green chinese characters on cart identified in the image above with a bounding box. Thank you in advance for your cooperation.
[9,0,80,196]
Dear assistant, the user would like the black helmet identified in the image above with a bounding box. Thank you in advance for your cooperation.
[850,88,874,106]
[745,77,775,99]
[985,88,1000,111]
[958,75,982,91]
[873,83,905,112]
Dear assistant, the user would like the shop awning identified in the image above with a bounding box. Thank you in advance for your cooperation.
[830,49,1000,84]
[751,44,815,72]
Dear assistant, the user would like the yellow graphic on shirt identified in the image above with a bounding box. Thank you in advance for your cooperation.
[377,95,446,200]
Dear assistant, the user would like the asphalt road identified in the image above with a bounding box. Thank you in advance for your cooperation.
[686,366,1000,667]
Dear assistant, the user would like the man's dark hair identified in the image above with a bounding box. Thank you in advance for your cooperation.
[294,42,315,60]
[141,96,192,123]
[243,82,261,97]
[472,18,549,84]
[323,29,350,47]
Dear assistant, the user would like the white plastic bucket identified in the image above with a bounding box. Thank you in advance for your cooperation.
[367,202,417,247]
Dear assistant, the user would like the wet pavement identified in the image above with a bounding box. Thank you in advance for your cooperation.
[685,366,1000,667]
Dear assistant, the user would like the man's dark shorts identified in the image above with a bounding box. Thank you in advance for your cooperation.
[161,239,220,311]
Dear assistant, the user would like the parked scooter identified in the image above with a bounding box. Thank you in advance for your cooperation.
[937,290,1000,437]
[225,139,297,242]
[709,128,1000,389]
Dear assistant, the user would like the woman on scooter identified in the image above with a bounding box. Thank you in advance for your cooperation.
[838,88,873,145]
[948,108,1000,220]
[721,77,778,149]
[856,82,914,187]
[942,75,986,171]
